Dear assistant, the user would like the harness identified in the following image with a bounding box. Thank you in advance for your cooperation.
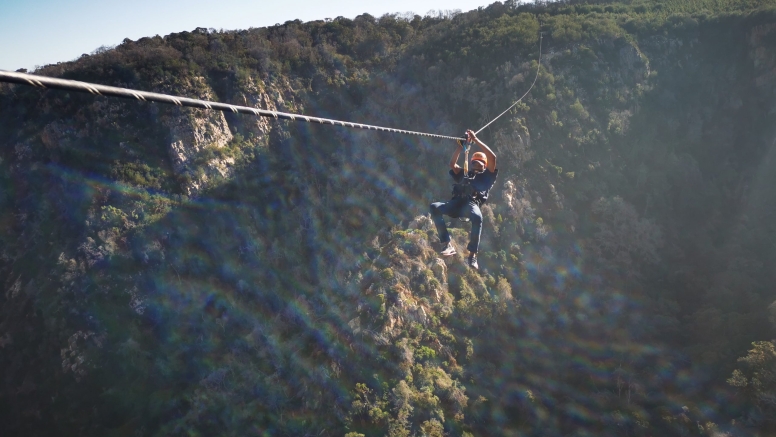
[453,178,478,200]
[452,140,481,201]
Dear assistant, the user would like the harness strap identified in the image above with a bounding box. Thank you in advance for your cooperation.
[459,139,472,175]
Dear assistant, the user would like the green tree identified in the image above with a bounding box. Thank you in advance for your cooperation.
[729,341,776,427]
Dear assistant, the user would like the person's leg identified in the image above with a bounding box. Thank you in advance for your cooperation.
[430,201,458,244]
[465,202,484,254]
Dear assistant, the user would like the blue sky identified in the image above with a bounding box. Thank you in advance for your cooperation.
[0,0,499,71]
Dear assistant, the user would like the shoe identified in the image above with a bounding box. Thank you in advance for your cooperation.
[440,242,457,256]
[468,253,479,270]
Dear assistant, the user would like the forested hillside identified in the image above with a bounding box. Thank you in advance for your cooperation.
[2,0,776,436]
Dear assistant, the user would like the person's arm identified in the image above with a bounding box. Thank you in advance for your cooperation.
[466,129,497,172]
[449,141,463,174]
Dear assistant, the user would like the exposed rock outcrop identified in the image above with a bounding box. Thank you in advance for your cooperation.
[163,77,234,196]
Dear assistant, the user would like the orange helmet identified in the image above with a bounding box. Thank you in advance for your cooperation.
[471,152,488,166]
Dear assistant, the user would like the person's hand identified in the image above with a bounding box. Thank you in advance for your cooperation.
[466,129,478,144]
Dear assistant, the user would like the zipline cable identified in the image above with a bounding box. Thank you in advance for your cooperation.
[0,70,466,142]
[475,32,543,135]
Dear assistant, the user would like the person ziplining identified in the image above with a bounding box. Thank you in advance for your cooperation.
[429,34,542,270]
[431,129,498,270]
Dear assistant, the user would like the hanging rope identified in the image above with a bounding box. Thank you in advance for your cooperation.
[475,32,543,135]
[458,139,472,174]
[0,70,466,142]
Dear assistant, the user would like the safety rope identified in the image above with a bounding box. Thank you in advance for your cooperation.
[475,32,543,135]
[0,70,466,142]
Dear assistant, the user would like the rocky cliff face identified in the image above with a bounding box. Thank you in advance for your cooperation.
[166,105,234,195]
[162,75,299,195]
[2,3,776,437]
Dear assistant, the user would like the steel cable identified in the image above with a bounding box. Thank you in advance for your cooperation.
[0,70,466,142]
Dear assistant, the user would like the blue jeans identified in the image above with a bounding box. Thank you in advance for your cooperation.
[430,198,483,253]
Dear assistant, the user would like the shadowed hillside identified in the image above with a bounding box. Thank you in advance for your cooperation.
[2,1,776,436]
